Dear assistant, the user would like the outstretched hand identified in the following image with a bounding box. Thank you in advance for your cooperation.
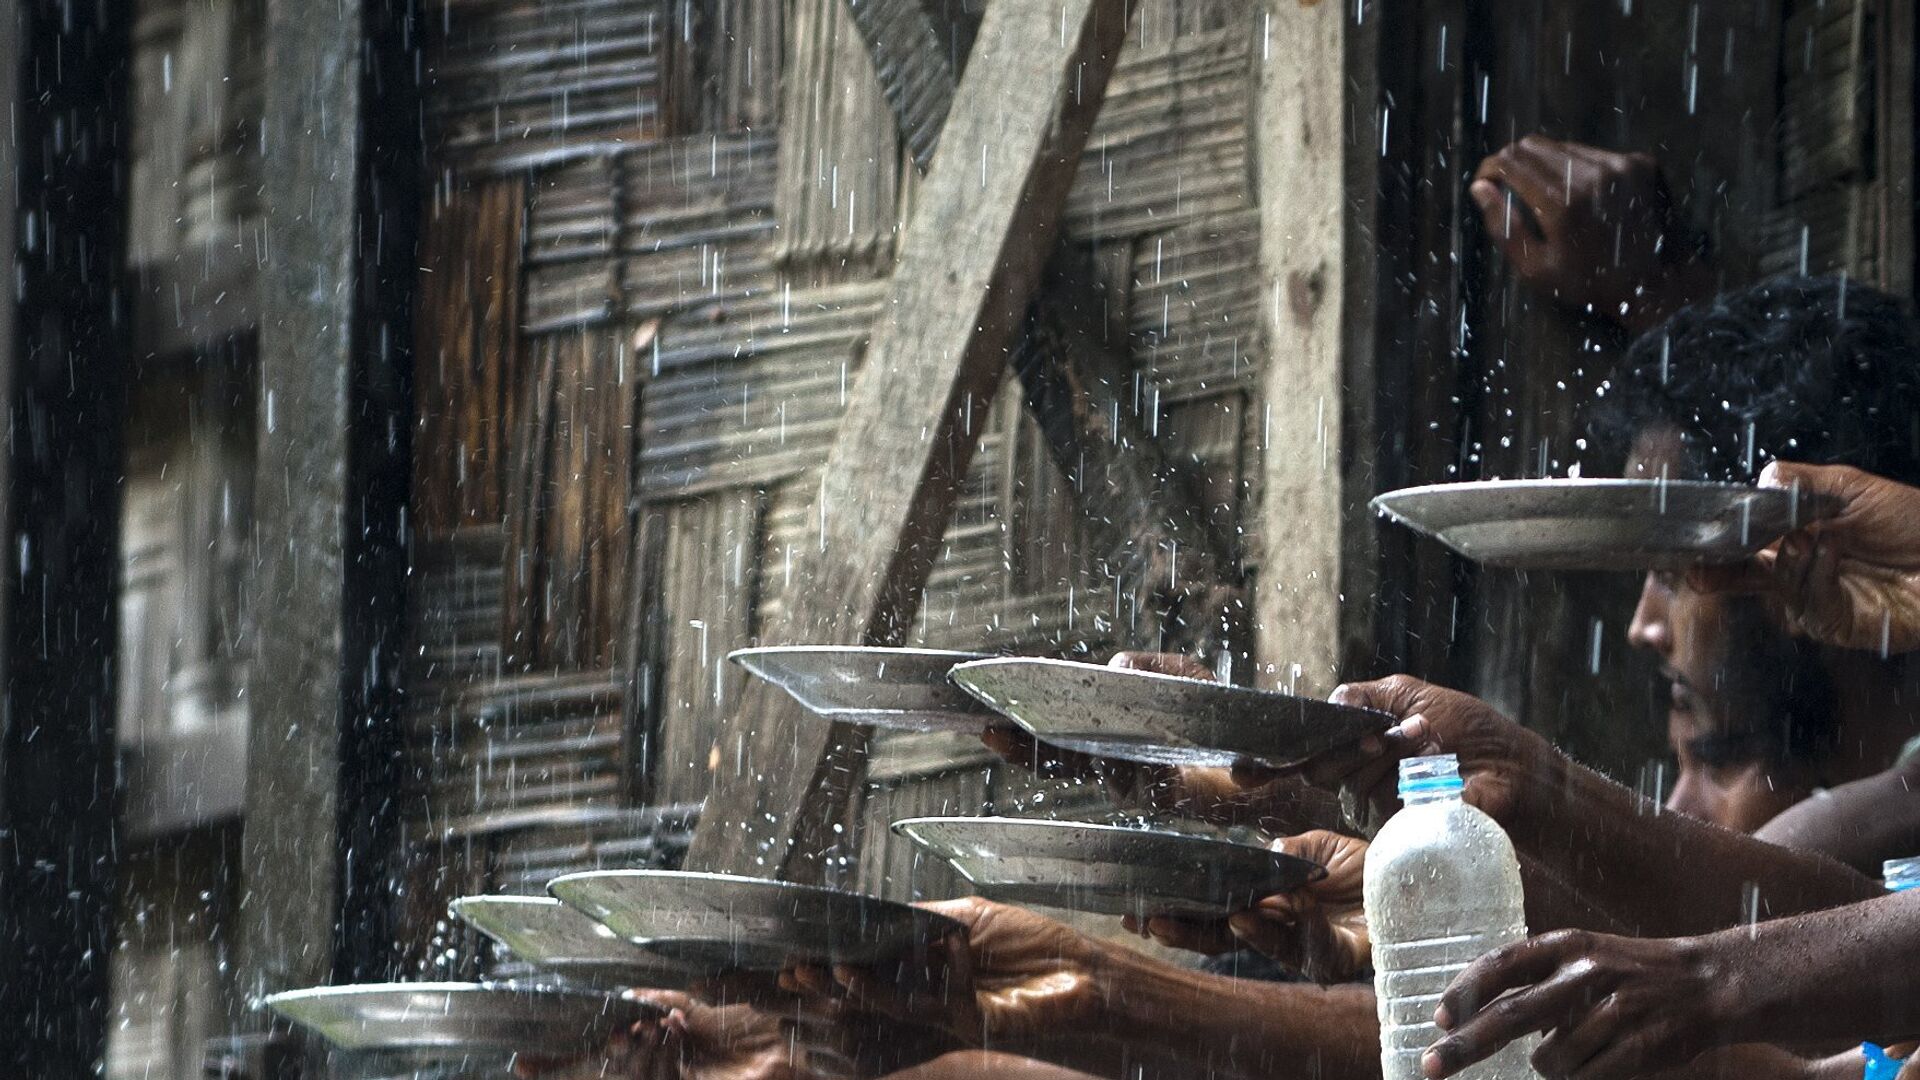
[1690,461,1920,655]
[512,991,833,1080]
[1121,829,1371,984]
[1257,675,1560,832]
[1422,930,1725,1080]
[1471,136,1708,333]
[780,897,1103,1050]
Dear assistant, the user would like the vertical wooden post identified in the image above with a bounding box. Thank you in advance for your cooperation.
[237,0,418,1007]
[0,2,131,1074]
[1253,0,1382,688]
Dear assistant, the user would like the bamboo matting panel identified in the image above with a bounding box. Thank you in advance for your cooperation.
[1129,209,1263,405]
[523,133,779,334]
[775,0,904,274]
[501,328,636,670]
[413,180,528,537]
[423,0,669,174]
[1064,28,1251,243]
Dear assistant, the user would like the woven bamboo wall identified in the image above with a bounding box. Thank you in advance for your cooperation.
[397,0,1275,933]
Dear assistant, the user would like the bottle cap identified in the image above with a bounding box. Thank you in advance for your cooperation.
[1882,856,1920,893]
[1398,754,1464,798]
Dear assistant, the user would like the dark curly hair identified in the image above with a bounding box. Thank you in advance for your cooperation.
[1585,274,1920,486]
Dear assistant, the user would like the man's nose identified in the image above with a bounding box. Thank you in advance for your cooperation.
[1628,574,1672,655]
[1664,771,1709,822]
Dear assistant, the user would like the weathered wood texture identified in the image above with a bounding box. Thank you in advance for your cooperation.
[422,0,667,174]
[775,0,904,275]
[0,3,130,1073]
[238,0,417,1007]
[842,3,1251,645]
[1250,0,1377,692]
[685,0,1136,879]
[414,180,527,536]
[127,0,262,264]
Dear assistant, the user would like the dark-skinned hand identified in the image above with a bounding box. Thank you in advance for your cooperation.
[1471,135,1709,334]
[513,991,862,1080]
[1119,829,1371,984]
[1245,675,1561,833]
[1690,461,1920,655]
[1422,930,1725,1080]
[780,897,1103,1050]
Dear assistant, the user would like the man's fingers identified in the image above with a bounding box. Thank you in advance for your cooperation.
[1142,914,1237,955]
[1685,551,1778,596]
[1425,967,1592,1079]
[1563,1026,1672,1080]
[1530,998,1624,1079]
[1475,150,1561,235]
[1108,650,1217,681]
[1436,934,1578,1030]
[1224,908,1306,967]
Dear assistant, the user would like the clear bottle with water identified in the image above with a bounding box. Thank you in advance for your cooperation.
[1365,754,1537,1080]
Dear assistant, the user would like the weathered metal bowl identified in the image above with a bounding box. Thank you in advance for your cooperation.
[548,870,964,972]
[727,646,995,732]
[449,895,696,992]
[950,657,1388,768]
[893,816,1325,919]
[262,982,652,1057]
[1370,478,1840,571]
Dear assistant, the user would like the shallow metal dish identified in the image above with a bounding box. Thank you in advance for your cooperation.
[263,982,653,1057]
[1370,478,1840,571]
[727,646,994,732]
[450,896,696,991]
[893,816,1325,919]
[950,657,1388,768]
[549,870,964,972]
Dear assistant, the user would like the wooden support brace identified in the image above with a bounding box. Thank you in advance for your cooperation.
[842,0,1243,653]
[685,0,1134,878]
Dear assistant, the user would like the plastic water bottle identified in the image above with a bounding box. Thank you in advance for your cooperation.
[1365,754,1537,1080]
[1882,855,1920,892]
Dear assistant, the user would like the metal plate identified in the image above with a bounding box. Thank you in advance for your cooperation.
[549,870,964,972]
[950,657,1389,768]
[449,896,696,991]
[727,646,995,731]
[263,983,654,1057]
[893,817,1325,919]
[1369,479,1840,571]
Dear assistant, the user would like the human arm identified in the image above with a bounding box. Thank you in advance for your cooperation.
[1295,676,1881,936]
[1756,754,1920,877]
[1690,462,1920,654]
[1424,890,1920,1080]
[786,897,1380,1080]
[1471,136,1711,335]
[1120,829,1372,983]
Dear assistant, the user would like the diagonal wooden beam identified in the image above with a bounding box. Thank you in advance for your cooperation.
[842,0,1242,648]
[684,0,1133,879]
[841,0,980,169]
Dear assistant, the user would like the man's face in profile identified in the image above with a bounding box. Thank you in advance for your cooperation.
[1622,425,1830,832]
